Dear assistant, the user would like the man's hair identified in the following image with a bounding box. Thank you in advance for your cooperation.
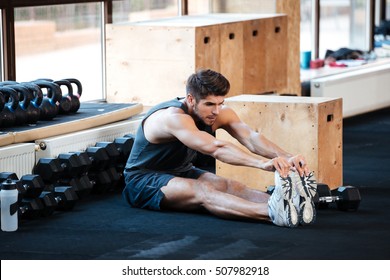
[186,69,230,101]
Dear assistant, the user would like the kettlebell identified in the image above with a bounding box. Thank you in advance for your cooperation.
[61,78,82,113]
[20,82,44,124]
[4,84,32,126]
[0,91,5,116]
[0,87,19,128]
[32,80,62,121]
[0,81,18,86]
[53,79,74,114]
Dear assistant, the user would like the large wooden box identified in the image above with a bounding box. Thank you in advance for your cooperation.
[106,14,287,106]
[216,95,343,191]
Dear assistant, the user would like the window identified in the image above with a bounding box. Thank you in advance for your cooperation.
[112,0,177,23]
[14,3,104,101]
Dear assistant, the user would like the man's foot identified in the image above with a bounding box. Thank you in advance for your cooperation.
[268,171,299,228]
[291,171,317,225]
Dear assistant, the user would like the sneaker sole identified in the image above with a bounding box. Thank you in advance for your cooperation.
[279,175,299,228]
[295,172,317,225]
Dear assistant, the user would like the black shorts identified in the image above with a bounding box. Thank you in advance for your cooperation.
[122,167,207,210]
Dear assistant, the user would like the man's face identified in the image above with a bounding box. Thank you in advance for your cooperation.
[191,94,225,126]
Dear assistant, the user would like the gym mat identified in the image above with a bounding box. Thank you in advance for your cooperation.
[0,107,390,260]
[0,102,143,147]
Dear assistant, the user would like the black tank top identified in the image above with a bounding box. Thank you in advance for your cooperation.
[125,98,213,174]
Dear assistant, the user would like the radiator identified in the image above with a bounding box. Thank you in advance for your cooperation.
[0,143,36,178]
[310,63,390,118]
[35,117,142,160]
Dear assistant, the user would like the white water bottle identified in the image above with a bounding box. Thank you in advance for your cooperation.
[1,179,18,232]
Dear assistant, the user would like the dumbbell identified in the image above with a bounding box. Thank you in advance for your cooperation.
[62,175,94,198]
[88,167,121,194]
[114,135,135,167]
[17,174,45,199]
[34,154,93,198]
[67,151,92,175]
[315,184,361,211]
[39,186,78,212]
[0,173,45,202]
[94,141,120,168]
[34,153,84,183]
[33,158,65,183]
[18,197,45,219]
[85,146,111,172]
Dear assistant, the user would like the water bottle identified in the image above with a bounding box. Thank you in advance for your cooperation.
[1,179,18,232]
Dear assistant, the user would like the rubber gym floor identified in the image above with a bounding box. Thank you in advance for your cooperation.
[1,107,390,260]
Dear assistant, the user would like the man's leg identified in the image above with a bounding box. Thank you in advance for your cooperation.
[197,172,270,203]
[160,176,270,221]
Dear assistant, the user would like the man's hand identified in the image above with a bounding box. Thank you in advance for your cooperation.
[261,157,291,178]
[287,154,310,177]
[261,154,310,178]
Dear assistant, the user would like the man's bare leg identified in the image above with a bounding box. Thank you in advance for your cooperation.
[198,172,270,203]
[160,177,270,221]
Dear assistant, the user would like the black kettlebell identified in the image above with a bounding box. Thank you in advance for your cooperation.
[20,82,44,124]
[0,87,19,128]
[4,84,32,126]
[32,80,62,121]
[61,78,82,113]
[53,79,74,114]
[0,81,18,86]
[0,91,5,116]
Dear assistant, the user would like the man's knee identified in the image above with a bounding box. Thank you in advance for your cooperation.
[196,181,222,205]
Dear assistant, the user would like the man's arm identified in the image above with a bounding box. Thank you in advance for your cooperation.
[166,112,292,177]
[218,107,310,176]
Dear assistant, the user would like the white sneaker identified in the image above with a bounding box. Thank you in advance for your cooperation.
[268,171,299,228]
[291,171,317,225]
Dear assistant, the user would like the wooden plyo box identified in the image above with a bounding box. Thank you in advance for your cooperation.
[106,14,287,106]
[216,95,343,191]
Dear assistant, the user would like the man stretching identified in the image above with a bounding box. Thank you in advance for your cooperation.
[123,69,317,227]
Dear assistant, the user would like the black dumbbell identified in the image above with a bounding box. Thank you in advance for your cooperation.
[1,173,44,201]
[315,184,361,211]
[85,146,111,171]
[88,167,121,194]
[33,158,65,183]
[17,174,45,199]
[67,151,92,175]
[39,186,78,212]
[59,174,94,199]
[57,153,85,178]
[114,135,135,167]
[94,141,120,168]
[18,197,45,219]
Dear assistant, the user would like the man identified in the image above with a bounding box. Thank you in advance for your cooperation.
[123,69,317,228]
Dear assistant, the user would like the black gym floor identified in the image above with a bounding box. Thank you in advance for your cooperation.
[1,107,390,260]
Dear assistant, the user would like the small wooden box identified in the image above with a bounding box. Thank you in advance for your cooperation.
[106,14,287,106]
[216,95,343,191]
